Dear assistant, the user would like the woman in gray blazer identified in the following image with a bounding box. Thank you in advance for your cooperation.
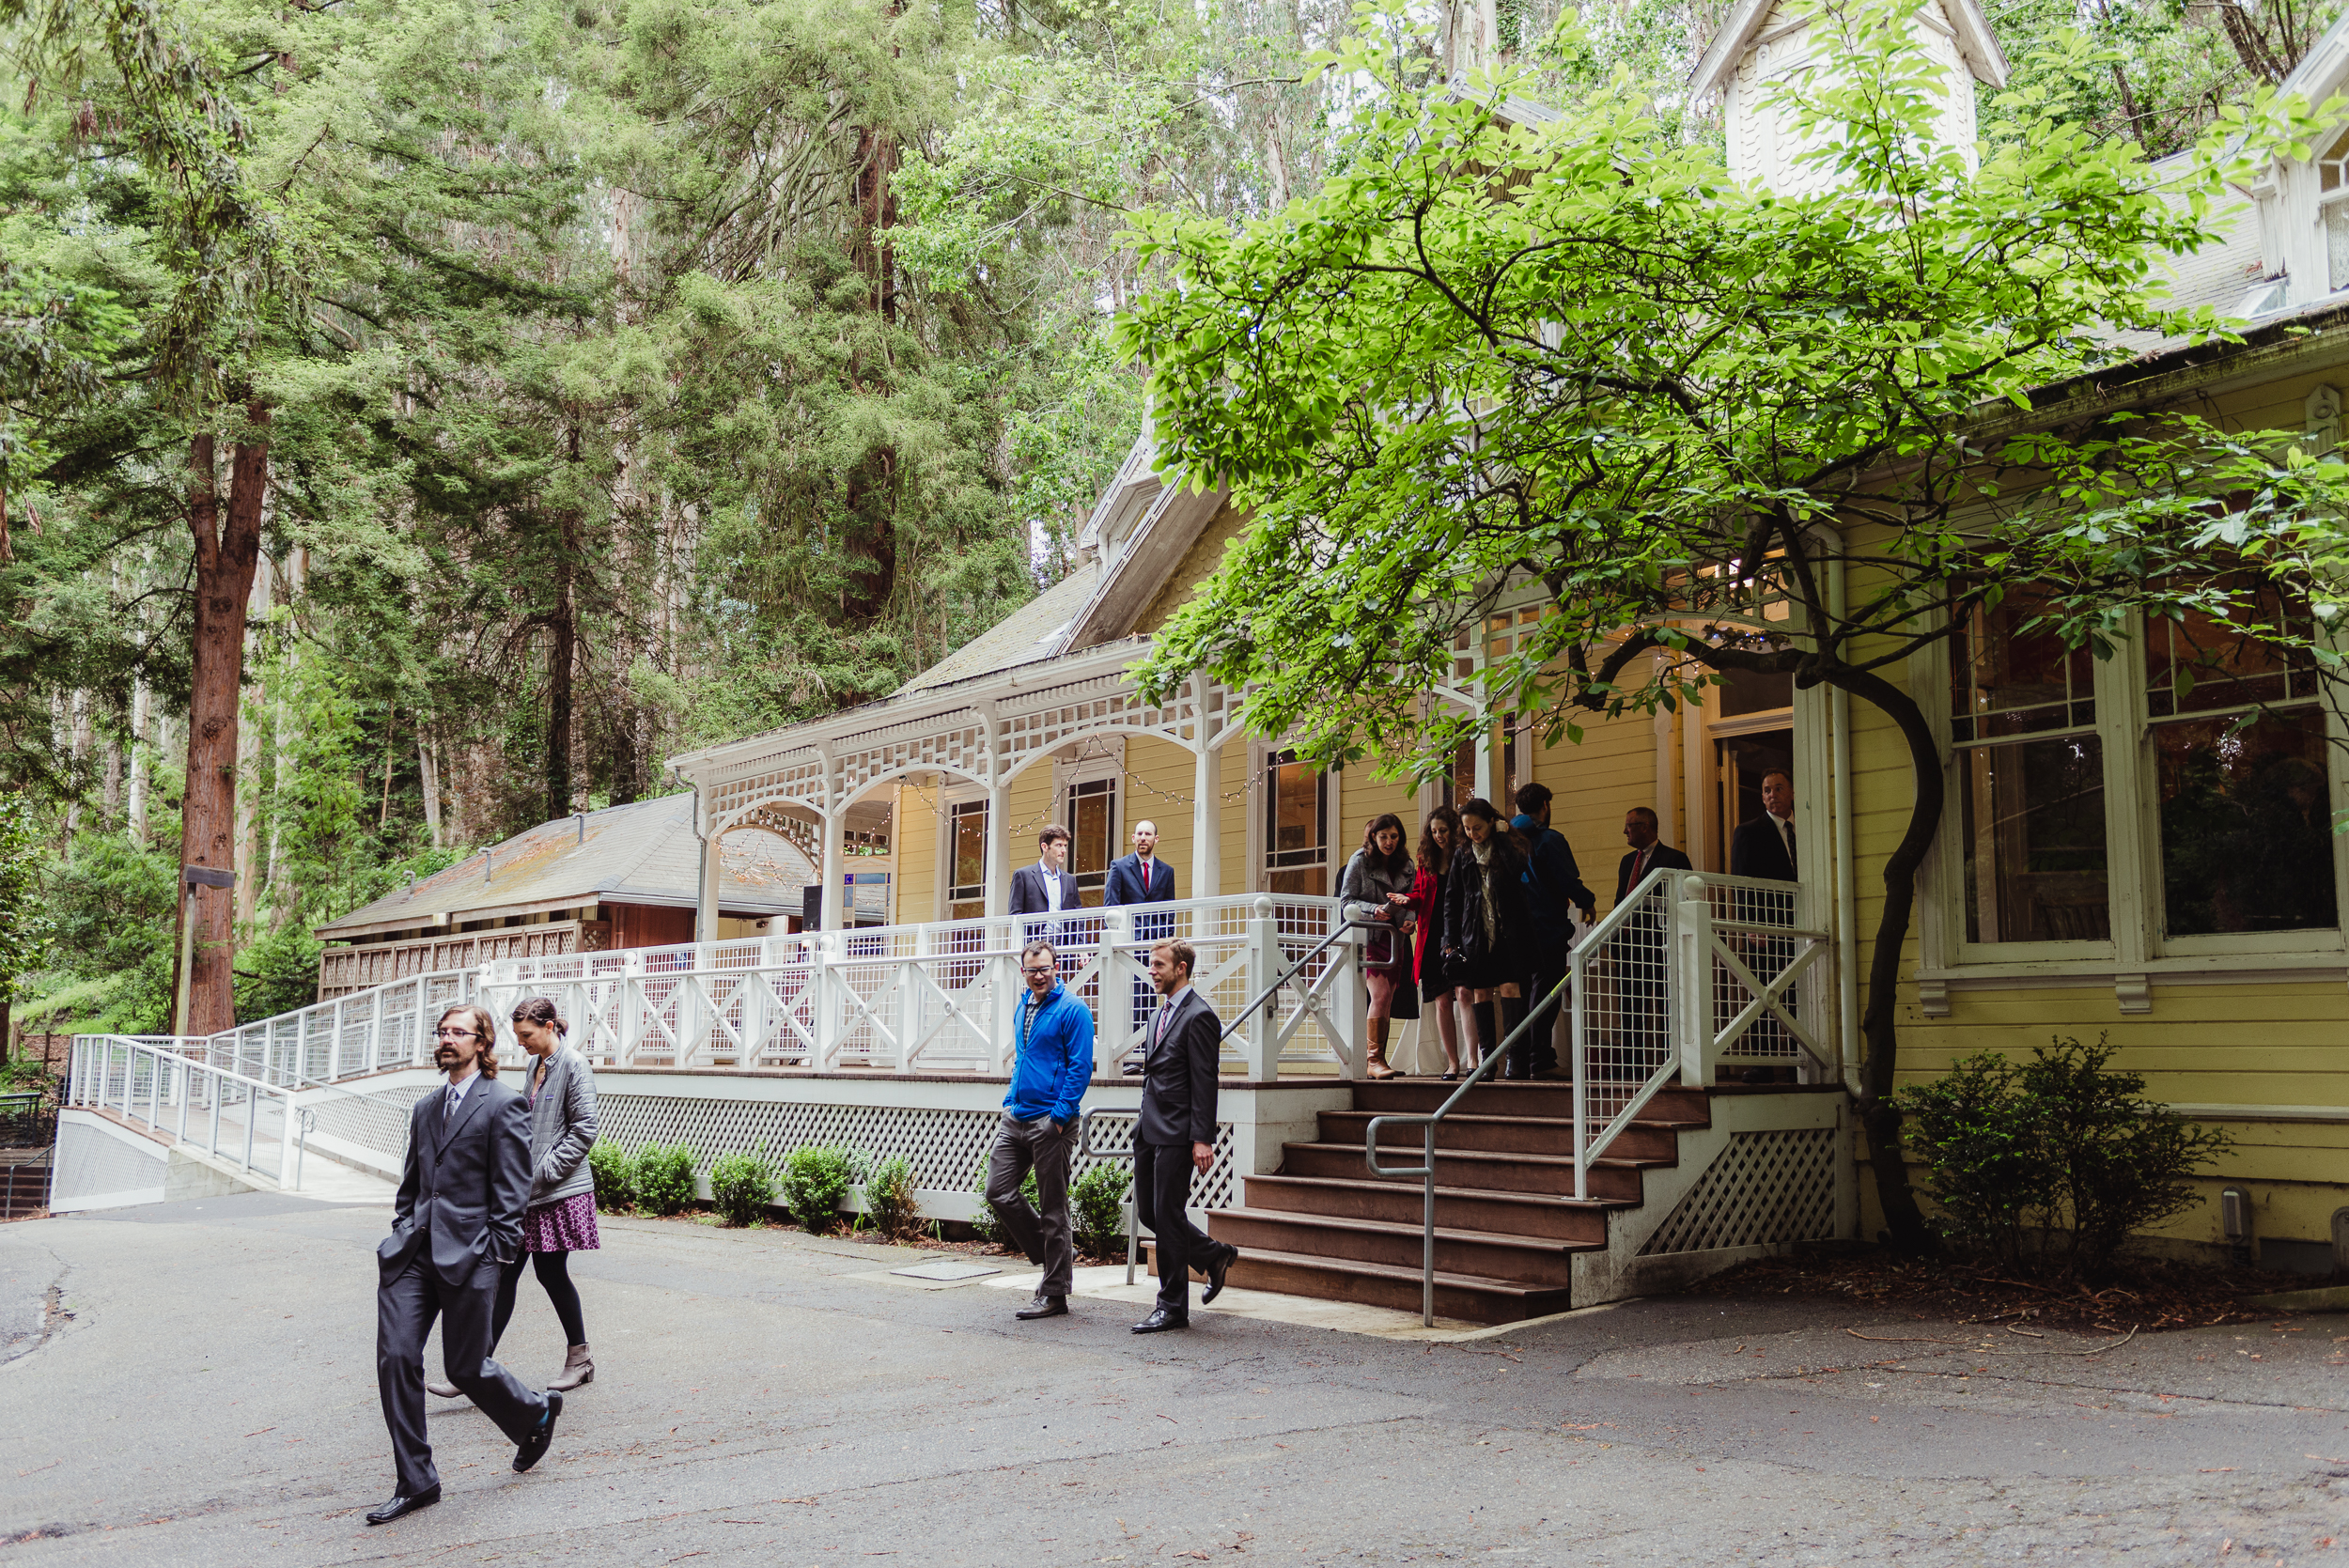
[429,995,599,1397]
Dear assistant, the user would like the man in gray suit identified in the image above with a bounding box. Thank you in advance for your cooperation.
[1129,939,1239,1333]
[368,1004,561,1525]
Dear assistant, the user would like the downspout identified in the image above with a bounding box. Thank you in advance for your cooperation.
[1828,551,1859,1091]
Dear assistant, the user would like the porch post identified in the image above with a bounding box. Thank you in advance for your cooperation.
[696,799,722,942]
[983,777,1011,919]
[1674,874,1712,1088]
[1191,737,1221,900]
[818,807,846,933]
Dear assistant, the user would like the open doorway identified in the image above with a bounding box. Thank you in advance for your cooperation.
[1705,667,1795,874]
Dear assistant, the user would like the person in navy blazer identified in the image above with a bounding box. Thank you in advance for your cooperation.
[1104,819,1177,1050]
[1009,824,1083,941]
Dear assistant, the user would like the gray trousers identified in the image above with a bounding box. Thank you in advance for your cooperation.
[986,1112,1075,1296]
[377,1256,550,1497]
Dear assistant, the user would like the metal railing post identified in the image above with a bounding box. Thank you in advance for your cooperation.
[1675,875,1712,1089]
[1570,945,1590,1203]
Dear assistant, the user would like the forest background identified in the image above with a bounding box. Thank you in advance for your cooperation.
[0,0,2335,1048]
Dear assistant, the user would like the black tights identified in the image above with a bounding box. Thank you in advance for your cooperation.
[492,1250,586,1348]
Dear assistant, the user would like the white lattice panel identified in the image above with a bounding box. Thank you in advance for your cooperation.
[309,1086,430,1166]
[596,1095,1237,1211]
[1638,1128,1835,1255]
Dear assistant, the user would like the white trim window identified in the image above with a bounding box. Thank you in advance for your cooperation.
[1260,747,1330,896]
[945,796,988,922]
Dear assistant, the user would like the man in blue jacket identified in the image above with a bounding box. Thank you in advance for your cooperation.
[1511,783,1597,1080]
[987,939,1096,1321]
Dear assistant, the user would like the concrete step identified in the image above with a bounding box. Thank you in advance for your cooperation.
[1281,1140,1658,1201]
[1238,1173,1620,1244]
[1147,1241,1571,1326]
[1319,1109,1684,1161]
[1206,1207,1595,1287]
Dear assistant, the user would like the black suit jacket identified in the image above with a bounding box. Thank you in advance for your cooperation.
[1135,985,1221,1147]
[379,1074,532,1288]
[1009,862,1083,918]
[1614,844,1695,905]
[1729,815,1797,882]
[1104,852,1175,908]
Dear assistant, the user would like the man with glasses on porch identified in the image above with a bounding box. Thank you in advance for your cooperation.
[987,940,1096,1321]
[1011,823,1083,945]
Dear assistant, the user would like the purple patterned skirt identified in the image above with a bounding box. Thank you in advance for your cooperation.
[521,1191,600,1253]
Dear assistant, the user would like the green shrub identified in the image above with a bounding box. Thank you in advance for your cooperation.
[779,1145,859,1234]
[1071,1161,1132,1261]
[587,1140,636,1214]
[709,1146,779,1227]
[1896,1033,2231,1283]
[863,1154,921,1241]
[632,1142,700,1218]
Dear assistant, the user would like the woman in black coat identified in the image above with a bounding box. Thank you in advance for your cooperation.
[1440,797,1533,1079]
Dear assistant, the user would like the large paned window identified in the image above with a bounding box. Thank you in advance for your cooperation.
[1066,777,1117,908]
[2143,600,2337,938]
[1263,750,1329,895]
[1952,592,2108,944]
[947,799,988,921]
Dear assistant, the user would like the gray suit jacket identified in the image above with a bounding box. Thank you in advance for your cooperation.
[379,1073,531,1287]
[1135,985,1221,1147]
[520,1046,599,1207]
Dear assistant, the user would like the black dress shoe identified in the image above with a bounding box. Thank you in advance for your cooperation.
[1130,1305,1189,1333]
[365,1486,441,1525]
[1015,1293,1068,1320]
[1200,1244,1237,1305]
[513,1389,563,1473]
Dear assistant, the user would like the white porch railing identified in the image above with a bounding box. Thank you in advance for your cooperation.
[64,1035,302,1185]
[472,893,1364,1079]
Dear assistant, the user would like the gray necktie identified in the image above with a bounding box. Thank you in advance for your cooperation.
[443,1085,459,1127]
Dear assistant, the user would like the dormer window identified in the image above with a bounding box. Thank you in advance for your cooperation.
[2319,123,2349,290]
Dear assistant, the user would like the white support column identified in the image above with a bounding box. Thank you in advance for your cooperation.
[1245,895,1283,1079]
[1100,906,1137,1075]
[818,807,846,934]
[983,777,1011,919]
[696,813,722,942]
[1191,738,1221,901]
[1674,874,1713,1088]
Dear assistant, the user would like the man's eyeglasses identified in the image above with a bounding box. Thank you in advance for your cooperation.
[433,1027,480,1040]
[1021,965,1056,977]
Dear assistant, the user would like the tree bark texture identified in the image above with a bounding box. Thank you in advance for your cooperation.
[546,424,581,822]
[171,412,270,1037]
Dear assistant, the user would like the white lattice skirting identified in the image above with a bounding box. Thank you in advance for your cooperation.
[1638,1127,1837,1255]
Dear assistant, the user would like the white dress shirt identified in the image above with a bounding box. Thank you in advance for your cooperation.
[1037,859,1064,914]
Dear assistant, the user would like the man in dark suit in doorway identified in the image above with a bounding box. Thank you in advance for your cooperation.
[1104,818,1178,1059]
[1009,823,1083,943]
[1130,939,1238,1332]
[369,1004,560,1526]
[1726,768,1799,1075]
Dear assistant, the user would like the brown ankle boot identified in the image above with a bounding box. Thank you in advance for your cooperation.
[546,1343,594,1391]
[1365,1017,1398,1079]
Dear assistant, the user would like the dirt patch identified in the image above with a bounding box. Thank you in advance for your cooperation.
[1684,1247,2312,1334]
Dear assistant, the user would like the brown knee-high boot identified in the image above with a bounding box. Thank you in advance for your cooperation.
[1365,1015,1398,1079]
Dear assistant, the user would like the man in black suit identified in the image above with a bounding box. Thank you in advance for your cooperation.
[1130,939,1238,1333]
[1728,769,1797,883]
[1008,823,1083,944]
[1613,807,1694,906]
[1726,769,1799,1074]
[369,1004,561,1525]
[1104,818,1177,1055]
[1611,808,1692,1069]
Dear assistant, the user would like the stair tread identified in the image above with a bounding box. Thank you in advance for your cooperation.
[1330,1110,1706,1131]
[1157,1242,1573,1299]
[1248,1173,1632,1210]
[1209,1207,1605,1254]
[1287,1141,1671,1170]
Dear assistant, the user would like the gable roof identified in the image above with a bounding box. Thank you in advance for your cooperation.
[315,793,812,941]
[1689,0,2008,102]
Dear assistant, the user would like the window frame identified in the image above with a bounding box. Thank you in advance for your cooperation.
[1253,743,1331,896]
[942,793,989,922]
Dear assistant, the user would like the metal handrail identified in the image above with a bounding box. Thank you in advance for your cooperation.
[68,1035,301,1184]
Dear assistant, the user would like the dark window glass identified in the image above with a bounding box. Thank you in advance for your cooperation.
[1952,592,2095,744]
[1960,735,2109,943]
[2155,708,2337,936]
[948,800,988,921]
[1717,665,1794,716]
[1265,751,1328,895]
[1067,778,1115,908]
[2144,596,2321,719]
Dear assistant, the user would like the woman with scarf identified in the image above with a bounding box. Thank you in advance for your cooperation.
[1338,813,1418,1079]
[1439,798,1533,1078]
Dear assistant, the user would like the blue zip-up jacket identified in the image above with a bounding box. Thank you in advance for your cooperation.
[1004,979,1095,1126]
